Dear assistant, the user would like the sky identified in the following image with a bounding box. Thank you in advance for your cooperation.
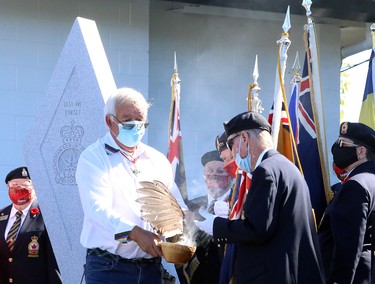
[341,49,372,122]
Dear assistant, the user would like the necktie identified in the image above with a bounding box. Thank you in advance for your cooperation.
[207,199,216,214]
[6,210,23,252]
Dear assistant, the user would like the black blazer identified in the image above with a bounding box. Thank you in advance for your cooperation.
[318,161,375,284]
[0,199,61,284]
[213,149,325,284]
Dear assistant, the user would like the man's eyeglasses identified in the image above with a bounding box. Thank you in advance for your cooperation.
[8,180,33,188]
[336,138,359,148]
[226,134,241,150]
[111,115,149,130]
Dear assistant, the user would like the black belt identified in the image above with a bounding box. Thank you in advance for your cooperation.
[87,248,160,264]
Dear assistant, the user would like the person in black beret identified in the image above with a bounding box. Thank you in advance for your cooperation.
[186,150,232,284]
[194,111,325,284]
[200,150,232,215]
[201,150,222,165]
[0,166,62,284]
[318,121,375,284]
[216,130,247,284]
[214,131,240,216]
[215,132,237,179]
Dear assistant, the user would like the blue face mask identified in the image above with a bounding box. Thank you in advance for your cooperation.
[235,136,252,173]
[116,121,146,147]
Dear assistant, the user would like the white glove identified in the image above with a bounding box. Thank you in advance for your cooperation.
[193,208,216,235]
[214,200,229,218]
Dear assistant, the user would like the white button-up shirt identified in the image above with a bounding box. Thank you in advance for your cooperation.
[76,132,185,259]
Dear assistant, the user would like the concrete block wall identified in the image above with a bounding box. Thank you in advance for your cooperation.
[0,0,150,208]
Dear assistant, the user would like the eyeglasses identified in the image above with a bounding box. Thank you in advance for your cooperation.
[111,115,149,130]
[8,180,33,188]
[336,138,359,148]
[226,134,241,150]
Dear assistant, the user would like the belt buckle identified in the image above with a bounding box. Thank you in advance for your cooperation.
[130,258,144,264]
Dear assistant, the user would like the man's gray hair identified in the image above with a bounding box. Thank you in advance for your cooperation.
[104,87,151,119]
[247,128,273,148]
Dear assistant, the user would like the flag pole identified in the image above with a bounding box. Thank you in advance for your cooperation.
[167,52,188,202]
[302,0,332,203]
[289,52,304,174]
[289,52,301,145]
[167,52,178,142]
[271,6,291,147]
[271,6,303,171]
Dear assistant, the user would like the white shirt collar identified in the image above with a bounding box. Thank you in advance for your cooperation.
[10,202,33,217]
[254,148,273,170]
[104,132,145,159]
[207,188,231,204]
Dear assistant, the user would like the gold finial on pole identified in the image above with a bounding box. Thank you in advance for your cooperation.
[171,52,180,99]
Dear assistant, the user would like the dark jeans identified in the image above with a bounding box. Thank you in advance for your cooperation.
[85,254,165,284]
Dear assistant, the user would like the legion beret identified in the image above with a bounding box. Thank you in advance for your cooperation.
[215,131,228,154]
[224,111,271,140]
[339,122,375,153]
[5,166,31,184]
[201,150,223,166]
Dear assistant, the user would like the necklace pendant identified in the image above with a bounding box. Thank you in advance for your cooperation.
[130,164,140,176]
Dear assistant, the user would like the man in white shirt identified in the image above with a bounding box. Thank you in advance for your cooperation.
[76,87,184,284]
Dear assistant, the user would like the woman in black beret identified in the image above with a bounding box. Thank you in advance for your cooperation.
[318,121,375,284]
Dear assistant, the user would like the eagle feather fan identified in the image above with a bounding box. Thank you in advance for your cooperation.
[136,180,184,238]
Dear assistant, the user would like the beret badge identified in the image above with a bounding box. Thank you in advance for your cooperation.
[340,122,348,135]
[22,168,28,178]
[216,137,221,151]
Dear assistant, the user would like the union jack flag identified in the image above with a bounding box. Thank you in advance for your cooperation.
[167,63,188,203]
[288,53,327,222]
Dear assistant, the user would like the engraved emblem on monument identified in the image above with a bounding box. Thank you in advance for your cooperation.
[53,120,85,185]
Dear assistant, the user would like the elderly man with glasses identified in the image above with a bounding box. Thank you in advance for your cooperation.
[318,122,375,284]
[194,111,325,284]
[76,87,185,284]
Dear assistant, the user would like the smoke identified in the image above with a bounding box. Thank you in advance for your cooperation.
[179,209,200,247]
[177,232,197,247]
